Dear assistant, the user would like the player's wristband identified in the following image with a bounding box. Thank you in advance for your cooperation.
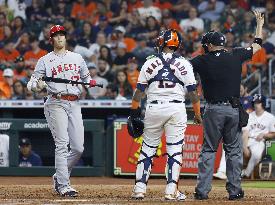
[192,101,201,116]
[254,38,262,46]
[131,100,139,109]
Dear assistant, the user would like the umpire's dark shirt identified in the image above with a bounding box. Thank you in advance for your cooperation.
[190,48,253,102]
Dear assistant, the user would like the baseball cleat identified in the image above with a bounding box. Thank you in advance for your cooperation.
[229,190,244,200]
[59,186,78,197]
[52,174,60,194]
[131,192,145,200]
[213,171,227,180]
[165,190,186,201]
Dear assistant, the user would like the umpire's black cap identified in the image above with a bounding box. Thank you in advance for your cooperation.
[208,31,226,46]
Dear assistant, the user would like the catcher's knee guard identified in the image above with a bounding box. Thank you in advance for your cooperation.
[134,141,157,193]
[165,138,184,195]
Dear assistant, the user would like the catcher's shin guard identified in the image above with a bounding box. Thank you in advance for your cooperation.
[165,138,184,195]
[133,141,157,193]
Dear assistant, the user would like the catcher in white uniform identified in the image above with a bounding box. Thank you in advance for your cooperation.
[242,94,275,178]
[27,25,97,197]
[128,29,202,201]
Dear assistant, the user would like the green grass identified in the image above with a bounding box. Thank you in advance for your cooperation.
[242,181,275,188]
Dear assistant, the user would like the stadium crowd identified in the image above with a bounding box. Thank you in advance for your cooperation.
[0,0,275,100]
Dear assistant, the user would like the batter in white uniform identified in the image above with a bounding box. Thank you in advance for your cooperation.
[27,25,96,197]
[242,94,275,177]
[130,29,202,201]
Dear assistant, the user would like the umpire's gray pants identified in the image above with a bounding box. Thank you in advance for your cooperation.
[195,104,243,196]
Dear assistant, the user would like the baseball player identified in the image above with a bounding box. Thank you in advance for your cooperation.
[129,29,202,201]
[27,25,97,197]
[242,94,275,178]
[0,134,9,167]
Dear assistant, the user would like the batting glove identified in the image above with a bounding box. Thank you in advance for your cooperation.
[89,79,97,87]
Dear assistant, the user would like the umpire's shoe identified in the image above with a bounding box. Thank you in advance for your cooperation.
[165,190,186,201]
[194,192,208,200]
[229,190,244,200]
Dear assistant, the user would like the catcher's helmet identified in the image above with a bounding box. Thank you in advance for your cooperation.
[156,29,182,51]
[49,25,66,43]
[127,116,144,138]
[252,94,266,108]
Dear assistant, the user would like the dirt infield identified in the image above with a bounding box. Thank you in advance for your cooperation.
[0,177,275,205]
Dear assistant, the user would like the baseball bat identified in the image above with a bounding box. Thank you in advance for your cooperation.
[42,76,104,88]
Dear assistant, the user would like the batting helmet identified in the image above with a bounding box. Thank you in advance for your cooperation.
[156,29,182,51]
[49,25,66,42]
[252,94,266,108]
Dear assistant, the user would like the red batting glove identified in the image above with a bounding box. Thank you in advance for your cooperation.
[89,79,97,87]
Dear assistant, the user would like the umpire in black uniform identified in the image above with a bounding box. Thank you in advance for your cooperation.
[190,11,264,200]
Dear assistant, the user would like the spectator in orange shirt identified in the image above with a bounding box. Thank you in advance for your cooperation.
[126,57,139,90]
[13,56,28,81]
[0,68,14,99]
[111,25,137,52]
[24,35,47,70]
[162,9,182,31]
[70,0,97,21]
[243,48,267,77]
[0,40,20,68]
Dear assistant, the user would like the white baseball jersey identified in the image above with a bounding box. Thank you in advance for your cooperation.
[31,50,90,96]
[243,111,275,139]
[0,134,9,167]
[137,53,197,102]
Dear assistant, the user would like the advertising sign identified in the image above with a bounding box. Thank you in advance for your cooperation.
[114,119,222,176]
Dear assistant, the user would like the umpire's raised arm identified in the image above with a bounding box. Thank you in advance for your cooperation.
[251,10,265,54]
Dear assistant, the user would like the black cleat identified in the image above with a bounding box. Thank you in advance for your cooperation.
[229,190,244,200]
[194,192,208,200]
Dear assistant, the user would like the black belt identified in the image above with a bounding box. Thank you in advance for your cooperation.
[150,100,184,104]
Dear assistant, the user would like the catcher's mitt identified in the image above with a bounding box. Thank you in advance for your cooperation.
[127,116,144,138]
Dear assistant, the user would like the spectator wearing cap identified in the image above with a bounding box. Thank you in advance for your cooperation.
[111,25,137,52]
[99,45,113,67]
[92,15,113,41]
[198,0,225,22]
[97,58,115,83]
[161,9,181,31]
[19,138,42,167]
[137,0,161,22]
[70,0,97,21]
[24,35,48,70]
[126,57,139,90]
[13,55,28,81]
[0,40,20,68]
[112,41,135,71]
[179,7,204,34]
[86,62,108,99]
[0,68,14,99]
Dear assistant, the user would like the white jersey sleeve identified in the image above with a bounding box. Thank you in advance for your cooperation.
[268,114,275,132]
[27,57,46,92]
[0,134,9,167]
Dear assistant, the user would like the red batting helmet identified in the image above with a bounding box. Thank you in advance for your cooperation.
[49,25,66,43]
